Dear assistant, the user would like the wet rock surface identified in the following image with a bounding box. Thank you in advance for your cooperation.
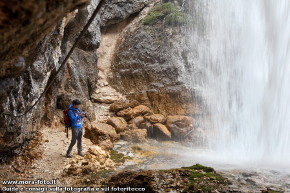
[112,140,290,193]
[151,123,172,140]
[166,115,194,140]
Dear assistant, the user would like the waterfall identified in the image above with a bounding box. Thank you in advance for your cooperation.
[188,0,290,168]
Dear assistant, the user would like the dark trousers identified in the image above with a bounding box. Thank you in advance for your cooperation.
[67,127,83,153]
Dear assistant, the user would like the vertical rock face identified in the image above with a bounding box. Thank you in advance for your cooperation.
[0,21,67,157]
[99,0,152,28]
[0,0,90,77]
[0,0,155,158]
[63,0,102,52]
[109,1,203,116]
[0,0,93,158]
[55,0,102,119]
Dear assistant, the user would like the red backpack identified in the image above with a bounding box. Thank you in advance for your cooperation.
[63,109,76,138]
[63,109,71,128]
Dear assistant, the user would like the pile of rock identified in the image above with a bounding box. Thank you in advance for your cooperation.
[84,100,197,147]
[65,146,115,176]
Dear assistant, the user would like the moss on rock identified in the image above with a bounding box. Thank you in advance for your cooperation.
[109,149,132,164]
[143,2,192,26]
[183,164,230,192]
[94,163,232,192]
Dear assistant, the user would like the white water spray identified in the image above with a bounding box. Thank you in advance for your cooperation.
[189,0,290,168]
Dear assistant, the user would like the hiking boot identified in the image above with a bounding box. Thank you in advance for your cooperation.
[66,152,72,158]
[78,151,84,157]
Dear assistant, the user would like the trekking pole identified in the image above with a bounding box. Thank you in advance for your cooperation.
[65,126,69,138]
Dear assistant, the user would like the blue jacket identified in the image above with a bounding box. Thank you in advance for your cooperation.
[68,104,83,129]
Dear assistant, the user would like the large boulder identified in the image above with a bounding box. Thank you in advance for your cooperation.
[165,115,193,140]
[116,108,131,120]
[88,146,109,164]
[139,121,153,130]
[150,123,171,140]
[90,86,125,104]
[117,105,152,120]
[120,129,147,143]
[107,117,128,133]
[124,123,139,130]
[98,139,114,151]
[109,100,140,112]
[129,116,145,127]
[84,122,119,145]
[145,114,166,124]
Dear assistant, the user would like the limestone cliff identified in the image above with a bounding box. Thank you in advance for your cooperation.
[0,0,153,160]
[109,1,203,116]
[0,0,91,160]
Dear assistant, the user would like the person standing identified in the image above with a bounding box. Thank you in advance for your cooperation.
[66,99,86,158]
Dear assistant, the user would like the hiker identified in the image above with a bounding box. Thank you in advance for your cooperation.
[66,99,86,158]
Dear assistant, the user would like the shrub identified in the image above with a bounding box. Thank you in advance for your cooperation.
[143,2,192,26]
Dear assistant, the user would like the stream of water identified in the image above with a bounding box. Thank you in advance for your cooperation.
[187,0,290,170]
[115,140,290,192]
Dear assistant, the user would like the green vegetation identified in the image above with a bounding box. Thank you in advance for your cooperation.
[109,149,132,163]
[183,164,230,192]
[143,2,192,26]
[186,164,215,173]
[267,190,283,193]
[94,169,115,178]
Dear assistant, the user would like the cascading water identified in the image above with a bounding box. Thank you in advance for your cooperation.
[188,0,290,168]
